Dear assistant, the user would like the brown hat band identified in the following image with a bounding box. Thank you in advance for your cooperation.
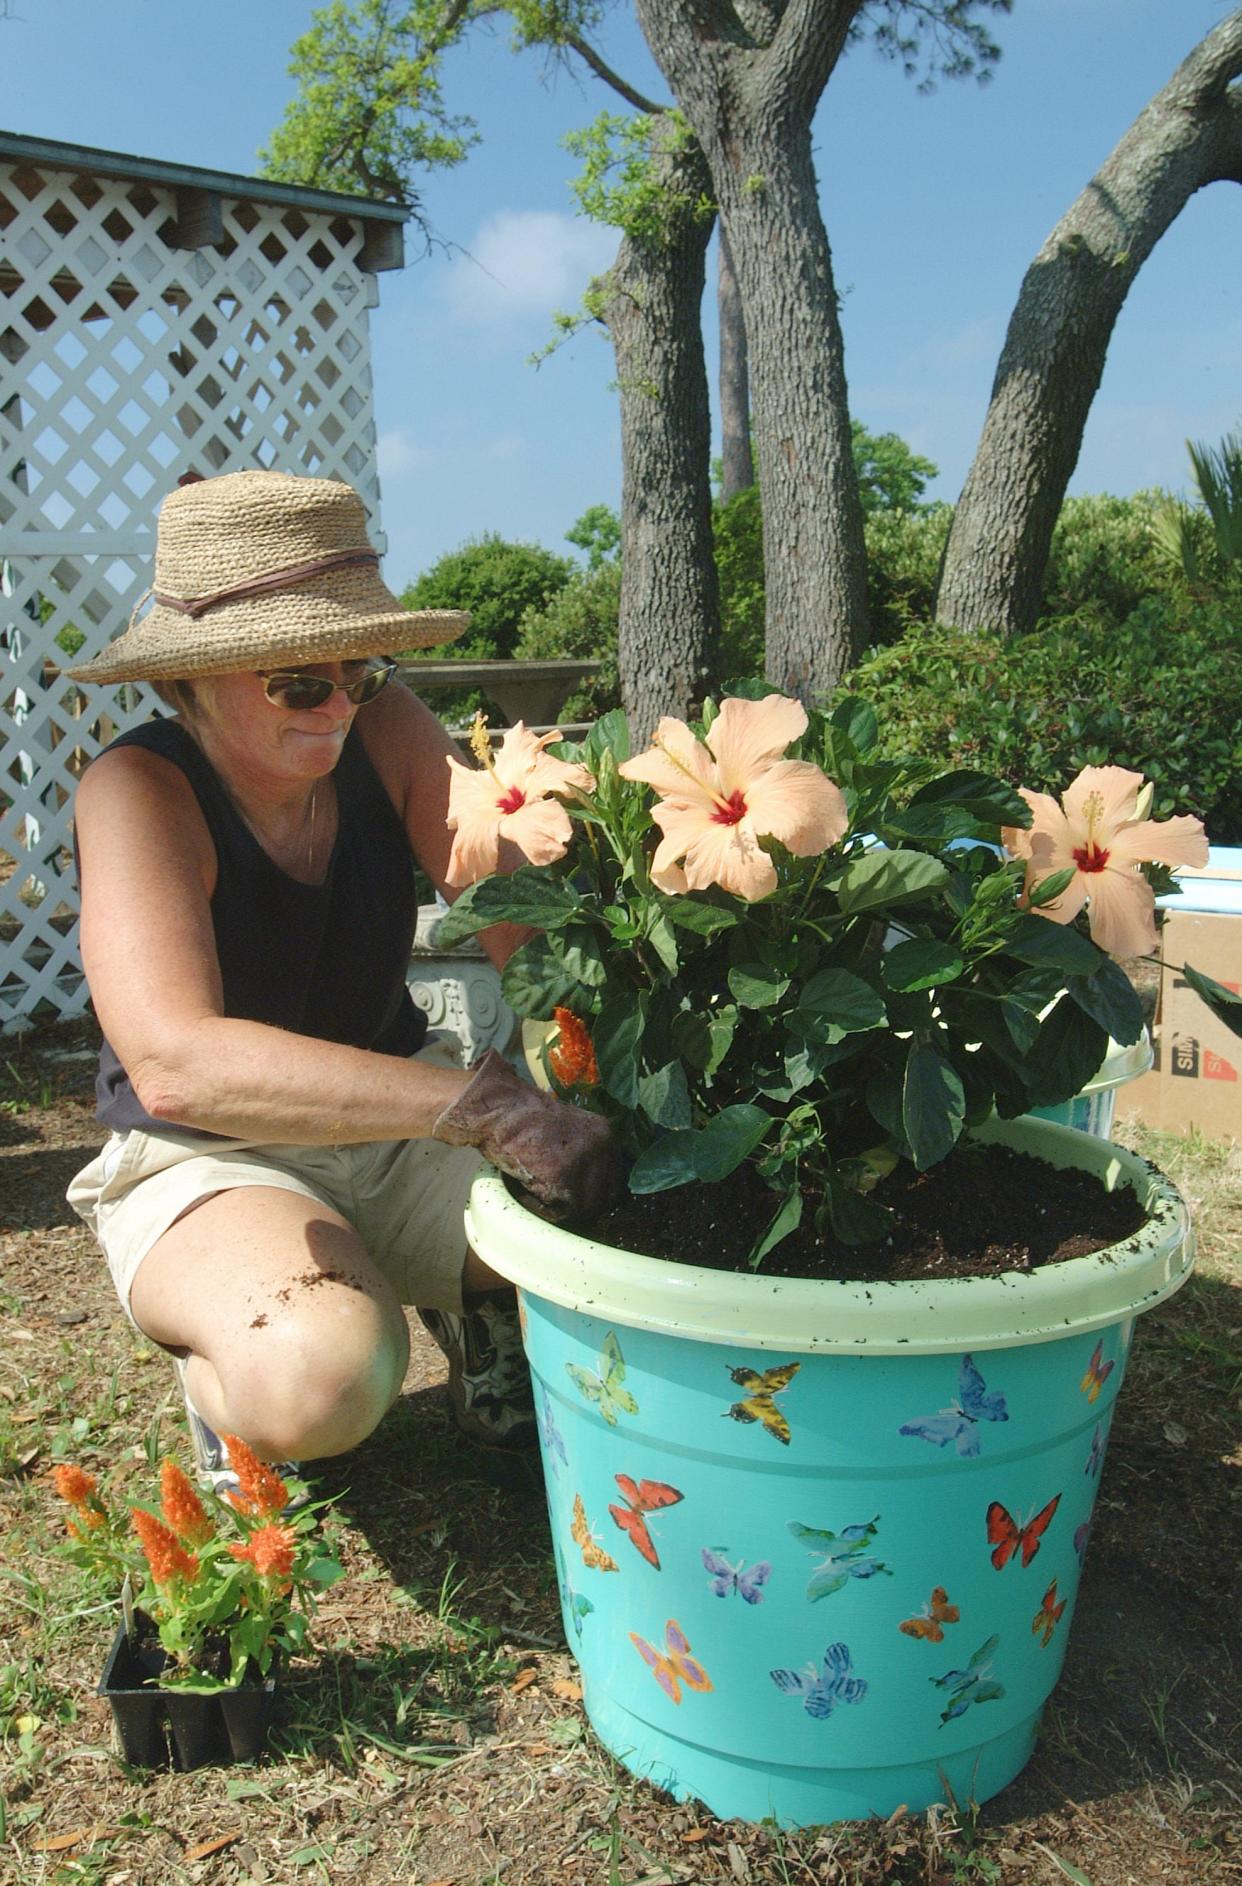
[152,548,380,620]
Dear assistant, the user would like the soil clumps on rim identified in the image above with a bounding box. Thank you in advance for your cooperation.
[589,1142,1149,1281]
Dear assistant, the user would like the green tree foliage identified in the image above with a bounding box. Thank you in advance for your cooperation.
[260,0,477,227]
[400,533,575,662]
[564,503,621,570]
[851,421,938,514]
[513,559,623,719]
[838,598,1242,843]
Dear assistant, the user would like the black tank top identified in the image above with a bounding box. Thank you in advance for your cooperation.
[91,717,426,1134]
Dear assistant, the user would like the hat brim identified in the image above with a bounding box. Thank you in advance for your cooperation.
[63,561,467,685]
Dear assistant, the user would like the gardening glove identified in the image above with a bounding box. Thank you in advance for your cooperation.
[432,1049,622,1223]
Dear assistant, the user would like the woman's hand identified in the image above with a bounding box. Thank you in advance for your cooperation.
[431,1050,622,1223]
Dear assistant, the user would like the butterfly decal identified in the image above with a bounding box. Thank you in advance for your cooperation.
[899,1586,960,1643]
[630,1620,713,1705]
[608,1475,684,1569]
[771,1641,868,1719]
[723,1361,801,1445]
[537,1384,568,1475]
[986,1494,1061,1570]
[701,1547,772,1604]
[931,1635,1005,1725]
[787,1515,891,1601]
[898,1354,1009,1458]
[516,1291,529,1343]
[1084,1418,1109,1479]
[554,1542,595,1641]
[570,1492,619,1573]
[1032,1577,1066,1647]
[565,1330,639,1426]
[1080,1339,1115,1404]
[1073,1516,1093,1565]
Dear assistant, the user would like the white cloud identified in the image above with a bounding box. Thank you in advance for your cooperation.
[440,210,618,324]
[376,429,431,478]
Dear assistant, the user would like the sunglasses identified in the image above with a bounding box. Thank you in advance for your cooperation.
[258,657,397,711]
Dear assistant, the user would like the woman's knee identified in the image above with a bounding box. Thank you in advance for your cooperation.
[213,1295,410,1459]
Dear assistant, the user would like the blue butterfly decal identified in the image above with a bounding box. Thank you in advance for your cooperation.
[537,1383,568,1474]
[787,1515,891,1601]
[554,1542,595,1642]
[701,1547,772,1604]
[771,1641,867,1719]
[898,1354,1008,1457]
[930,1634,1005,1725]
[1084,1416,1110,1478]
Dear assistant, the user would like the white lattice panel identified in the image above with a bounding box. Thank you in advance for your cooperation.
[1,155,388,1029]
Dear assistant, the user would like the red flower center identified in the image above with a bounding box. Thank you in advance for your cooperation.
[711,789,748,827]
[1072,842,1110,874]
[497,785,526,815]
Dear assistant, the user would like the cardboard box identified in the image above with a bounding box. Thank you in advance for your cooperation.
[1120,848,1242,1139]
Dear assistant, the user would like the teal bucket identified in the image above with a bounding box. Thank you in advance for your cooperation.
[466,1118,1192,1827]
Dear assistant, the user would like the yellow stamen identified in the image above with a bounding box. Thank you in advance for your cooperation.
[469,711,498,777]
[654,735,733,815]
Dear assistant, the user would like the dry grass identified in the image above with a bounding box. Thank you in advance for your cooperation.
[1,1022,1239,1886]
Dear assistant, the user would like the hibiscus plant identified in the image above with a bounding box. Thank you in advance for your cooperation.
[53,1444,344,1689]
[440,689,1232,1262]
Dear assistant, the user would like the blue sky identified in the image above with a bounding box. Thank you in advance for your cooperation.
[5,0,1238,587]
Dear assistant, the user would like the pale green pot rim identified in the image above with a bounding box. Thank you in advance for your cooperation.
[464,1116,1194,1357]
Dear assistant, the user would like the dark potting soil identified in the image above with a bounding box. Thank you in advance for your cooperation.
[587,1142,1149,1283]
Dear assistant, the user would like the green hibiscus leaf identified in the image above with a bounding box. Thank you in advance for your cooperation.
[1005,913,1103,975]
[594,994,647,1110]
[638,1061,692,1129]
[500,936,583,1018]
[664,898,740,936]
[880,940,965,993]
[793,967,886,1032]
[1024,997,1109,1107]
[836,849,950,916]
[692,1104,774,1181]
[728,964,790,1009]
[746,1187,803,1268]
[902,1041,966,1170]
[1181,963,1242,1042]
[907,769,1028,825]
[435,868,581,945]
[1066,957,1145,1047]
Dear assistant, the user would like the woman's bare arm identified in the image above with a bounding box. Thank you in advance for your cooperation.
[75,745,472,1142]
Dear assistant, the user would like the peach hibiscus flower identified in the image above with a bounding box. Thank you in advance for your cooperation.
[618,695,848,902]
[1003,764,1207,958]
[445,717,593,888]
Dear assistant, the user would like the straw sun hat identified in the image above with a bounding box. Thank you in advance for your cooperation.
[65,470,468,685]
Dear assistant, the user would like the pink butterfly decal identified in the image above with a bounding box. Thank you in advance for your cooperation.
[630,1620,713,1704]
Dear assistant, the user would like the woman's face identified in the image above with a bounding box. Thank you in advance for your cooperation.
[186,660,372,788]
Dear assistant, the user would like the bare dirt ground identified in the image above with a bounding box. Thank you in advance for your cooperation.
[1,1016,1240,1886]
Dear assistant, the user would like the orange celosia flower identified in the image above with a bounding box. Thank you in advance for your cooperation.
[618,695,848,902]
[160,1458,214,1546]
[444,716,594,888]
[131,1507,200,1587]
[65,1509,106,1540]
[53,1463,99,1509]
[548,1007,599,1087]
[229,1521,297,1583]
[1003,765,1208,959]
[222,1435,289,1518]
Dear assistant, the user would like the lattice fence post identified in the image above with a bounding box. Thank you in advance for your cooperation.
[1,141,405,1030]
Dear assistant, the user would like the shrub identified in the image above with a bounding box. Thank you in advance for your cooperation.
[838,598,1242,843]
[514,561,623,721]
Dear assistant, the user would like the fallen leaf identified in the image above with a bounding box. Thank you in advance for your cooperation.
[30,1827,118,1853]
[1163,1421,1187,1447]
[185,1831,243,1862]
[550,1678,582,1701]
[681,1827,710,1843]
[510,1667,538,1693]
[727,1839,751,1880]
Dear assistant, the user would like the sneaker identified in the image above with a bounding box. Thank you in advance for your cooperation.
[171,1356,307,1507]
[418,1292,537,1453]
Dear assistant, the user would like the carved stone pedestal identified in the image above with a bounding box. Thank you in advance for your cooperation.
[407,903,516,1067]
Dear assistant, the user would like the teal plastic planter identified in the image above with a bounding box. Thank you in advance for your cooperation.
[465,1118,1192,1827]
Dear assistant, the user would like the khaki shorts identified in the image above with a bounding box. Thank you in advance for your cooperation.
[66,1039,484,1325]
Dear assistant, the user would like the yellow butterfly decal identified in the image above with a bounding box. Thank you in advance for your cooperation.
[565,1330,639,1426]
[571,1492,619,1573]
[723,1361,801,1445]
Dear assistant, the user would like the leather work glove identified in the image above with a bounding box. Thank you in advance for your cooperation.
[432,1050,622,1223]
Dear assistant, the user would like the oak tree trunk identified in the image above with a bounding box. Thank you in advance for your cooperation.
[938,12,1242,637]
[599,118,721,743]
[634,0,870,702]
[717,225,754,502]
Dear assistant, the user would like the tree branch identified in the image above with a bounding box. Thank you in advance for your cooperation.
[562,28,666,114]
